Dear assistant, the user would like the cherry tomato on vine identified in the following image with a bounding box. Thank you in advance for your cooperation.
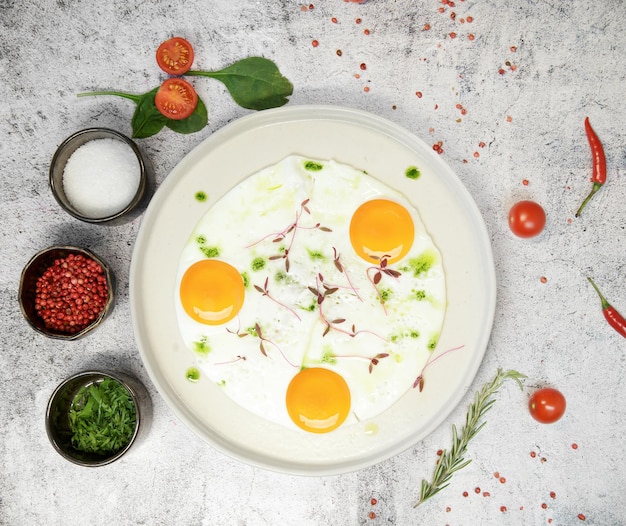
[528,387,566,424]
[154,78,198,120]
[156,37,194,75]
[508,200,546,238]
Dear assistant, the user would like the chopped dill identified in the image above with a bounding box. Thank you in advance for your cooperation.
[68,378,136,456]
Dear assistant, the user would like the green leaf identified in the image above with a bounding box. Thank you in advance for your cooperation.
[77,56,292,137]
[130,88,168,139]
[165,95,208,134]
[77,90,142,104]
[187,57,293,110]
[78,87,208,138]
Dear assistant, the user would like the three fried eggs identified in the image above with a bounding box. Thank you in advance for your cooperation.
[175,155,446,433]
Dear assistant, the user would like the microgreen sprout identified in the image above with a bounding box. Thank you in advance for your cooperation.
[247,199,331,272]
[308,274,387,342]
[254,276,302,321]
[254,323,298,367]
[226,317,249,338]
[366,255,402,314]
[368,353,389,373]
[227,318,297,367]
[412,345,465,392]
[322,350,390,373]
[332,247,362,301]
[212,355,247,366]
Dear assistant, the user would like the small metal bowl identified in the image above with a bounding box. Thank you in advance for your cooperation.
[46,370,149,467]
[18,245,115,340]
[49,128,152,225]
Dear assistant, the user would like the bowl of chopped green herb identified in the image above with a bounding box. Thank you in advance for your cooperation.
[45,370,149,466]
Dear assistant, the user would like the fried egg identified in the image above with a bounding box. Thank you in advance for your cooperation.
[175,155,446,433]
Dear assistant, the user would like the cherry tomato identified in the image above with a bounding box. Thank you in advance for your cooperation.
[508,200,546,238]
[154,78,198,120]
[528,387,566,424]
[156,37,194,75]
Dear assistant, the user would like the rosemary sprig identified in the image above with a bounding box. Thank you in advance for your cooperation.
[414,368,526,507]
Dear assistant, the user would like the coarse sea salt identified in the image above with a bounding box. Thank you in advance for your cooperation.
[63,138,141,219]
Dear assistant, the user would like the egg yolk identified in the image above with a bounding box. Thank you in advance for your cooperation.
[349,199,415,264]
[180,259,244,325]
[285,368,351,433]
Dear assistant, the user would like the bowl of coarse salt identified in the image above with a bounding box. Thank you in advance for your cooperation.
[49,128,151,224]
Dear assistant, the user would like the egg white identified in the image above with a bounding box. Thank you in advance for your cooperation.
[175,155,446,431]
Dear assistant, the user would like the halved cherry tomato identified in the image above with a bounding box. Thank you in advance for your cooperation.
[508,200,546,238]
[529,387,566,424]
[156,37,194,75]
[154,78,198,120]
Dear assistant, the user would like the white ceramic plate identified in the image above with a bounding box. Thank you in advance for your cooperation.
[130,105,495,476]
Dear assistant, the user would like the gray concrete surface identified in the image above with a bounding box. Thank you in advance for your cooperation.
[1,1,625,524]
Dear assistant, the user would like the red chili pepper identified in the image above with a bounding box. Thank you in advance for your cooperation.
[575,117,606,217]
[587,277,626,338]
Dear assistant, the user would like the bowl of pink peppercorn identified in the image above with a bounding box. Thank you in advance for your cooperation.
[18,246,115,340]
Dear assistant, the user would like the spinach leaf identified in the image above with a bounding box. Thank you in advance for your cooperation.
[77,90,142,104]
[78,88,208,138]
[130,88,168,139]
[165,96,208,135]
[77,56,292,138]
[187,57,293,110]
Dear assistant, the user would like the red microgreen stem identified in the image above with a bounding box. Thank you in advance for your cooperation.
[332,247,363,301]
[330,352,390,373]
[254,323,298,368]
[246,199,331,273]
[226,318,298,367]
[365,255,402,315]
[212,355,247,366]
[413,345,465,391]
[254,276,302,321]
[310,275,388,342]
[226,316,247,337]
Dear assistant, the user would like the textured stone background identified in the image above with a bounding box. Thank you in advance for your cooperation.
[1,1,625,525]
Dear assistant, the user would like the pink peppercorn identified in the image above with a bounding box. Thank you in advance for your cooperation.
[34,253,108,334]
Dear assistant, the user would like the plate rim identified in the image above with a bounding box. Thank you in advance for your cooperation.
[130,104,496,476]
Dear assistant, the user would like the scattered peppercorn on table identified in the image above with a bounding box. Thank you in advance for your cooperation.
[2,1,626,525]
